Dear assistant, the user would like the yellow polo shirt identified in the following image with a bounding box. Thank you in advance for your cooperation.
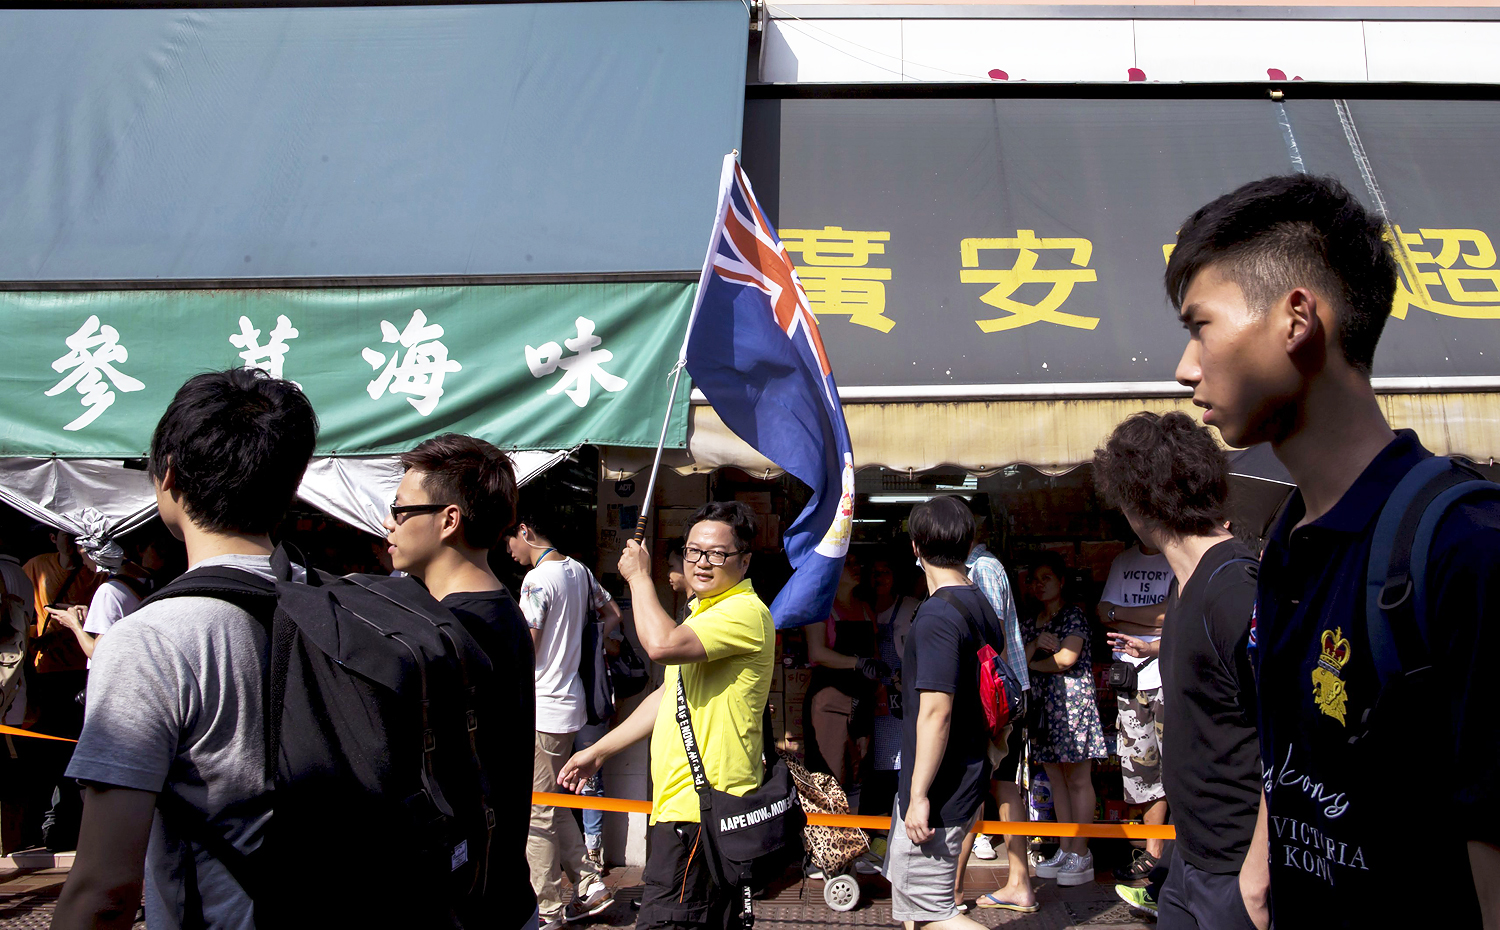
[649,578,774,824]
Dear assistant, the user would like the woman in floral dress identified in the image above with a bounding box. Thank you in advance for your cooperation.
[1021,552,1108,887]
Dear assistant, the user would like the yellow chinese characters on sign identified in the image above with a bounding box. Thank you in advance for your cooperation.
[782,226,894,333]
[961,231,1100,333]
[1386,226,1500,320]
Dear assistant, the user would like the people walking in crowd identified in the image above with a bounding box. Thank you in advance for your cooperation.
[863,554,918,820]
[964,535,1037,915]
[882,496,1007,930]
[803,556,884,812]
[52,368,318,929]
[1023,551,1107,887]
[575,610,626,871]
[45,529,170,663]
[1167,174,1500,928]
[23,528,101,851]
[387,433,540,930]
[1097,542,1174,878]
[504,510,617,929]
[0,537,34,728]
[1096,412,1266,927]
[558,501,774,930]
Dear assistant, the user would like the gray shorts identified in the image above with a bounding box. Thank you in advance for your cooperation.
[881,802,973,923]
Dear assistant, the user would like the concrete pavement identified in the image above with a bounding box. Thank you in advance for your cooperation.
[0,855,1153,929]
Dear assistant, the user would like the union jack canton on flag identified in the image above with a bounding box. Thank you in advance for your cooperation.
[681,154,855,631]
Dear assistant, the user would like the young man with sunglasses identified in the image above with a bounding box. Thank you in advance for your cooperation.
[386,433,541,930]
[558,501,773,930]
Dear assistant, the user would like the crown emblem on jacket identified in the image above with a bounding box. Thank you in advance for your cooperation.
[1311,627,1353,725]
[1318,628,1351,672]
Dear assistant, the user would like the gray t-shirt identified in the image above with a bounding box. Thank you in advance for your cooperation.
[68,554,291,930]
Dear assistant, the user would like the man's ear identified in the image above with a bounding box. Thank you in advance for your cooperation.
[440,506,463,544]
[1283,287,1326,359]
[155,462,178,494]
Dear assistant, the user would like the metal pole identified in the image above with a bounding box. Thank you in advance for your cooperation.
[632,362,686,543]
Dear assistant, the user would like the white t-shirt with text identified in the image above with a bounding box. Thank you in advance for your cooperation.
[1099,546,1174,691]
[520,556,612,734]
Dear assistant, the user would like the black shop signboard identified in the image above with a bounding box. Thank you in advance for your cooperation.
[741,97,1500,390]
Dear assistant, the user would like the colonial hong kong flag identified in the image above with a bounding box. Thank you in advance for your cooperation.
[680,154,855,631]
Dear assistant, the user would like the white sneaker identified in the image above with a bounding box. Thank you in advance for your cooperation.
[1032,848,1068,879]
[1056,851,1095,887]
[972,835,998,860]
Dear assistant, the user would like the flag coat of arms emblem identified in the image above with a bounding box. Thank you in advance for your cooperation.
[682,155,855,630]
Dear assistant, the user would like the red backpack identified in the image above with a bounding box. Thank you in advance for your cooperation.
[933,588,1025,742]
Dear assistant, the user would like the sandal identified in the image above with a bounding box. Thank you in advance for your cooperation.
[977,892,1041,913]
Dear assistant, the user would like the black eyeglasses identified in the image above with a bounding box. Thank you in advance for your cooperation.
[683,546,747,566]
[389,502,452,524]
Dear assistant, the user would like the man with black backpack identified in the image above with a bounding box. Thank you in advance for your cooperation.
[386,433,539,930]
[502,510,616,929]
[1167,175,1500,929]
[53,369,317,930]
[1095,412,1265,928]
[886,496,1013,930]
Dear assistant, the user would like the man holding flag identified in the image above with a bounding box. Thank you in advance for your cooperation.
[558,501,774,930]
[558,153,855,928]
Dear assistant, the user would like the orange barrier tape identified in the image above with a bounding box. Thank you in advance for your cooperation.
[533,792,1176,840]
[0,725,77,743]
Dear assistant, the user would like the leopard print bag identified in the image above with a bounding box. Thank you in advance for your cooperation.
[784,754,868,875]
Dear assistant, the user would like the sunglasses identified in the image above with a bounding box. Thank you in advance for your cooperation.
[389,502,452,524]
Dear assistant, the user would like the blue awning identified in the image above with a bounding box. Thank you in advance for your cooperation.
[0,1,747,281]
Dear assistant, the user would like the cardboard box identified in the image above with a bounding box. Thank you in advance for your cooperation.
[656,506,699,538]
[753,514,781,552]
[784,700,805,739]
[772,664,786,693]
[735,491,774,514]
[784,668,812,700]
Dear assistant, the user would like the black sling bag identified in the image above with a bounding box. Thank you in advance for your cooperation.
[674,671,805,927]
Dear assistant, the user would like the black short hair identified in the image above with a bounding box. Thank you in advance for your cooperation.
[399,434,519,550]
[506,501,560,544]
[1094,411,1229,539]
[1165,174,1397,375]
[908,496,975,569]
[148,369,318,536]
[684,501,756,552]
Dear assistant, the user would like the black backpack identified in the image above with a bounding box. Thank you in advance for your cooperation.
[1354,456,1500,744]
[148,545,506,929]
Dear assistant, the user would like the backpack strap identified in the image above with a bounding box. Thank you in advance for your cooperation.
[931,587,1002,656]
[1365,456,1497,689]
[675,671,714,803]
[147,569,278,928]
[1199,557,1259,678]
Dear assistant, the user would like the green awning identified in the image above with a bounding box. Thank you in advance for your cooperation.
[2,283,692,456]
